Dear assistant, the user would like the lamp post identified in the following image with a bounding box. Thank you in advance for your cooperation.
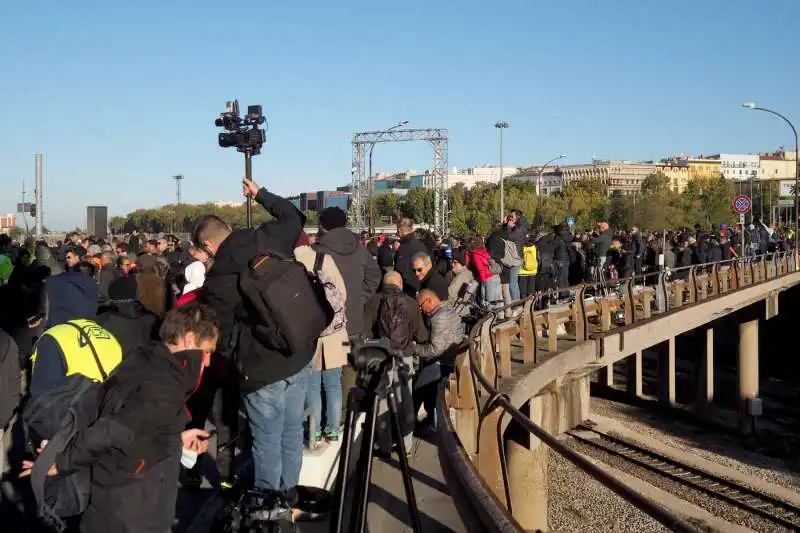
[368,120,408,234]
[495,121,509,222]
[742,102,799,251]
[537,153,567,195]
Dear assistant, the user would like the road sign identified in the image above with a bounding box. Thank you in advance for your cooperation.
[732,194,752,215]
[739,213,745,225]
[566,215,575,228]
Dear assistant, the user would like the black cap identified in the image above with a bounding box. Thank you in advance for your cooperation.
[319,207,347,231]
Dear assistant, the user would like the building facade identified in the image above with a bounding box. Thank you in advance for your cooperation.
[445,166,520,189]
[656,160,690,193]
[560,160,657,195]
[760,151,797,181]
[289,190,350,213]
[515,167,565,196]
[0,214,15,234]
[718,154,760,182]
[686,157,722,181]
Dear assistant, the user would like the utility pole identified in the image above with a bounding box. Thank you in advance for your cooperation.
[495,121,509,222]
[173,174,184,205]
[34,153,43,236]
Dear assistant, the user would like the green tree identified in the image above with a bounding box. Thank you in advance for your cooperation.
[401,188,434,224]
[8,227,25,240]
[640,172,671,194]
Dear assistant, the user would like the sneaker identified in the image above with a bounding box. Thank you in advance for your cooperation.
[323,430,339,442]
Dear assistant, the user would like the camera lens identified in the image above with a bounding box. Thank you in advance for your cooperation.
[214,118,224,127]
[218,133,238,148]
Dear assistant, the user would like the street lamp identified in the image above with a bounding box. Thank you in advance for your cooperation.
[368,120,409,234]
[495,121,510,222]
[537,153,567,195]
[742,102,799,251]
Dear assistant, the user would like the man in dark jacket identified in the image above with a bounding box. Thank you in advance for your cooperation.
[362,271,428,453]
[552,224,572,290]
[394,217,429,297]
[0,329,20,434]
[631,226,645,275]
[194,178,311,512]
[411,252,449,301]
[22,304,215,533]
[96,276,160,357]
[315,207,381,337]
[590,222,612,268]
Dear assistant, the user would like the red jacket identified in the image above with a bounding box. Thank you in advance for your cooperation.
[469,248,496,283]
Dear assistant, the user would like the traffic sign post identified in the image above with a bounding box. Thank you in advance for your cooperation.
[732,194,752,217]
[566,215,575,228]
[733,194,752,259]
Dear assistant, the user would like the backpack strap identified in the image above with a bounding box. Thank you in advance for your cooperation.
[313,252,326,274]
[63,322,108,381]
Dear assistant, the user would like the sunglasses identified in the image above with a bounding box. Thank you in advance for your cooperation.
[414,267,426,273]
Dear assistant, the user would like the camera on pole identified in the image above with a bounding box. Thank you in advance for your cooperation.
[214,100,267,228]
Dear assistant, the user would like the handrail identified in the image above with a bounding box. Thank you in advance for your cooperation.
[464,320,705,533]
[484,251,792,320]
[440,250,798,532]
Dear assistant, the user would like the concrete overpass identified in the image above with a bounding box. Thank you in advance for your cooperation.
[437,252,800,532]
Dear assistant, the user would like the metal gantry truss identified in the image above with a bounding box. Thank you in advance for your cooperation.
[351,128,449,235]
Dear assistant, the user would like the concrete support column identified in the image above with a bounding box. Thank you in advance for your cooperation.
[738,319,759,435]
[658,337,676,405]
[507,375,590,531]
[598,362,614,388]
[626,351,643,398]
[506,433,546,529]
[695,328,714,412]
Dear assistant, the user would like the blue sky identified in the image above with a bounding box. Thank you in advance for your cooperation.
[1,0,799,230]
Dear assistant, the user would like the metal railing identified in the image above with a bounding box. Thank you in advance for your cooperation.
[438,251,799,532]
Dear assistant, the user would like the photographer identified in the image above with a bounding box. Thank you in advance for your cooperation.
[412,290,464,433]
[194,178,311,516]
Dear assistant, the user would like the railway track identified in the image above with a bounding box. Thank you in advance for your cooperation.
[566,424,800,531]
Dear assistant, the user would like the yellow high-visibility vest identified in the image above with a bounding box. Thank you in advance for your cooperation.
[32,319,122,383]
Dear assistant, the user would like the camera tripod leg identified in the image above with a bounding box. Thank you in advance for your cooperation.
[386,390,423,533]
[353,389,380,533]
[330,389,362,533]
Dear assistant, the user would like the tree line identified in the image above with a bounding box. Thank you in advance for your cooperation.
[107,173,775,236]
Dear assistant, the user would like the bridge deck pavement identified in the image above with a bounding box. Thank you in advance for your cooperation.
[177,432,464,533]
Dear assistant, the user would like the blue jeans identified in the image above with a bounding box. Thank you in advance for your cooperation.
[243,361,312,492]
[480,276,502,309]
[509,266,521,300]
[305,366,343,434]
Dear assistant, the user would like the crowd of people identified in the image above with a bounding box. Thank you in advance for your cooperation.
[0,179,796,532]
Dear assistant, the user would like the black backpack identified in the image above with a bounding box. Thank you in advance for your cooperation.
[377,292,413,353]
[238,249,332,355]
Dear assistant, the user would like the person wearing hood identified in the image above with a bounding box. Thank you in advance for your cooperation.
[314,206,381,338]
[44,261,98,329]
[22,304,215,533]
[182,260,206,295]
[193,178,309,513]
[97,276,160,357]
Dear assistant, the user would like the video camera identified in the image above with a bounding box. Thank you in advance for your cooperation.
[214,100,267,155]
[348,337,403,375]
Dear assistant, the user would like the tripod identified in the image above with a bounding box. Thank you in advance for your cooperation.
[588,259,609,297]
[330,358,422,533]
